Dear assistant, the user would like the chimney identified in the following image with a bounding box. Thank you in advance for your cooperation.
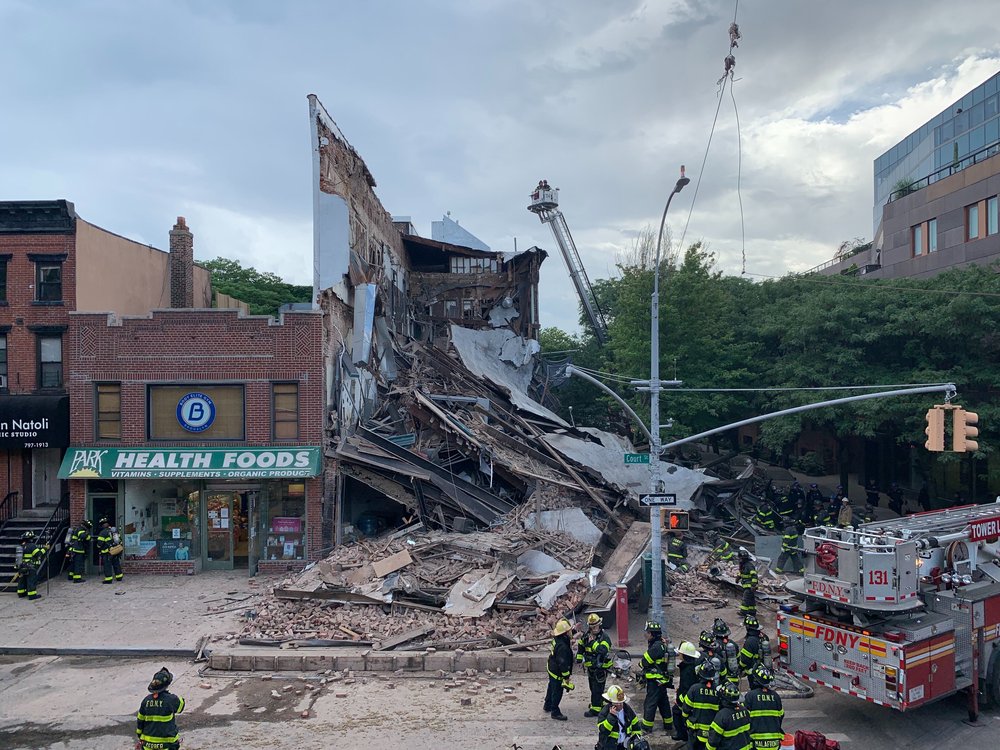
[169,216,194,308]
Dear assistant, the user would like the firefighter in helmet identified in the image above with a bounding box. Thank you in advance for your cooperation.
[136,667,185,750]
[640,620,676,734]
[706,682,751,750]
[544,617,575,720]
[596,684,643,750]
[578,613,613,717]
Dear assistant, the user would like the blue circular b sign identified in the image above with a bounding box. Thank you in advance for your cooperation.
[176,392,216,432]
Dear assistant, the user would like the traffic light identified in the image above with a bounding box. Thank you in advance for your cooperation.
[952,408,979,453]
[666,511,689,531]
[924,407,945,452]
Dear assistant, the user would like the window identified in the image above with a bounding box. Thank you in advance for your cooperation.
[96,383,122,439]
[272,383,299,440]
[0,256,8,303]
[36,263,62,302]
[989,196,999,236]
[928,218,938,253]
[0,334,7,384]
[968,204,980,240]
[38,335,62,388]
[912,224,923,256]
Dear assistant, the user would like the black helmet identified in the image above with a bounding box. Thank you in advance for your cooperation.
[707,529,720,541]
[698,630,715,650]
[753,665,775,687]
[644,620,662,634]
[712,618,731,638]
[737,546,750,559]
[148,667,173,692]
[99,517,110,527]
[694,660,718,682]
[21,530,35,542]
[716,682,740,707]
[743,615,760,631]
[628,736,651,750]
[81,519,93,529]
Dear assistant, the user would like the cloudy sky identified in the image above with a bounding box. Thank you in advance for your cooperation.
[2,0,999,332]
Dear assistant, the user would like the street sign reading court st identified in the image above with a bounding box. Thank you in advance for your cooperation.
[624,453,651,464]
[639,494,677,506]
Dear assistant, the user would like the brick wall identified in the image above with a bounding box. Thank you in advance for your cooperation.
[168,217,194,309]
[258,560,307,575]
[123,560,195,576]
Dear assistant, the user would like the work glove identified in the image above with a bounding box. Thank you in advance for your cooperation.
[562,680,575,691]
[665,677,674,688]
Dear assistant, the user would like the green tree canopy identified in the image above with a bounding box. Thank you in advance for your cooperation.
[202,257,312,316]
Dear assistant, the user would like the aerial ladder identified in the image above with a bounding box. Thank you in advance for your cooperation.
[527,180,609,345]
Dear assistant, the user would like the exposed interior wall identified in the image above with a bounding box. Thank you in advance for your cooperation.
[75,220,212,314]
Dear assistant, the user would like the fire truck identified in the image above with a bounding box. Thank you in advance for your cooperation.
[777,502,1000,720]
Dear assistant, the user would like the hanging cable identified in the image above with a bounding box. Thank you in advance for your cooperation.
[730,80,746,275]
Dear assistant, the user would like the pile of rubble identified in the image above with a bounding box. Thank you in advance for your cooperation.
[240,510,600,651]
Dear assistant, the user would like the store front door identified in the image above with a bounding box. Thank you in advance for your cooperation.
[204,492,233,570]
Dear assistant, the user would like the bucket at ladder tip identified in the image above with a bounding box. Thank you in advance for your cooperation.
[780,733,795,749]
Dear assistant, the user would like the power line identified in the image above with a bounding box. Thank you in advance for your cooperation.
[730,80,746,275]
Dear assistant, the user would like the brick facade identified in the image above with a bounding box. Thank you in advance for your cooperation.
[66,307,325,574]
[169,217,194,308]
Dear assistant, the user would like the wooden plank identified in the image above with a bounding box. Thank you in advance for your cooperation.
[377,625,436,651]
[372,549,413,578]
[583,520,650,609]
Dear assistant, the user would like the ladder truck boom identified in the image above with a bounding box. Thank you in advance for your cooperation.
[527,180,609,344]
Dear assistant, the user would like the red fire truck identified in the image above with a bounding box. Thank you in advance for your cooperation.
[777,502,1000,720]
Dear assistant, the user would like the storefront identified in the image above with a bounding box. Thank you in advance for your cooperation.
[0,395,70,511]
[59,446,322,575]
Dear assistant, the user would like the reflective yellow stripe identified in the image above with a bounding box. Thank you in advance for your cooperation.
[139,733,178,743]
[136,713,175,722]
[748,709,783,718]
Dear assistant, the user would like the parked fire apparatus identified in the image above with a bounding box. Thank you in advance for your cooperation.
[777,501,1000,719]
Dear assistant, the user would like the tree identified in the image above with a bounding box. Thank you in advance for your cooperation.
[201,257,312,316]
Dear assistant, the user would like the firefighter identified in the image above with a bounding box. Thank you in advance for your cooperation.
[708,531,735,562]
[544,618,575,720]
[578,613,613,717]
[737,549,757,619]
[682,659,721,750]
[712,618,740,685]
[802,483,823,525]
[136,667,185,750]
[818,496,839,526]
[753,502,778,532]
[861,504,877,525]
[699,630,727,683]
[788,481,804,509]
[671,641,703,743]
[706,682,752,750]
[775,522,804,574]
[865,479,880,507]
[667,530,689,573]
[66,519,93,582]
[775,491,796,520]
[737,616,768,686]
[96,518,124,584]
[887,482,904,515]
[596,684,642,750]
[745,666,784,750]
[640,620,675,734]
[16,531,47,601]
[837,497,855,528]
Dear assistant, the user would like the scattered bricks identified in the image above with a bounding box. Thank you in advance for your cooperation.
[387,683,396,689]
[295,690,304,696]
[282,685,295,692]
[199,683,212,689]
[304,684,314,690]
[270,690,282,700]
[460,698,472,706]
[436,670,448,679]
[426,647,437,654]
[503,694,518,701]
[335,692,348,699]
[261,675,273,681]
[300,711,311,718]
[344,678,356,685]
[393,669,404,677]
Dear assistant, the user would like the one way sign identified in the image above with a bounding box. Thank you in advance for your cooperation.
[639,494,677,506]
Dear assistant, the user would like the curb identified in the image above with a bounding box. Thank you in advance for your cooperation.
[207,649,550,674]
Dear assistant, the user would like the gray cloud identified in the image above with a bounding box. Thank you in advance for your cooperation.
[1,0,998,333]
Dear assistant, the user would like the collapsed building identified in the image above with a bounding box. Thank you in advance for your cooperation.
[252,96,765,647]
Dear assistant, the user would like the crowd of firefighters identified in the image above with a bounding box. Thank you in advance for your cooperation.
[546,610,782,750]
[13,517,124,600]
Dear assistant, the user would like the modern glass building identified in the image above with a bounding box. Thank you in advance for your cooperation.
[873,70,1000,230]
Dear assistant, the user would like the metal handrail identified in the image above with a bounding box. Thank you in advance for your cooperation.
[887,139,1000,203]
[0,491,18,526]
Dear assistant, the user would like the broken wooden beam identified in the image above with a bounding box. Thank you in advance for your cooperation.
[377,625,436,651]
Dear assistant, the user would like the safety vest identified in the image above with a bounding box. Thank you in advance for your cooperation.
[136,690,185,748]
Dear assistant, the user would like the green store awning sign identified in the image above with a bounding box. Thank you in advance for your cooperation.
[59,447,322,479]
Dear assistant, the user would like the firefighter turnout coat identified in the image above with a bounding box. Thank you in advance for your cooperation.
[706,704,752,750]
[136,689,185,749]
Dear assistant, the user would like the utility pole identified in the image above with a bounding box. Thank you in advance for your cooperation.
[648,166,689,629]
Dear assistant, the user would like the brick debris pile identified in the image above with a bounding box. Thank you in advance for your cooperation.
[239,516,596,651]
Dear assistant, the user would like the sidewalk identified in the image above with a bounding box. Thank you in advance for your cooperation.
[0,570,261,652]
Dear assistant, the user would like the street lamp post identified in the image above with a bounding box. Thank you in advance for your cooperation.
[649,166,690,629]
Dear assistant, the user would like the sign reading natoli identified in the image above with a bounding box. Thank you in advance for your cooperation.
[967,516,1000,542]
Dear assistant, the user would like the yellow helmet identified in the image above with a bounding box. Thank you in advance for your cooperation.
[602,684,627,703]
[587,613,602,627]
[552,618,573,636]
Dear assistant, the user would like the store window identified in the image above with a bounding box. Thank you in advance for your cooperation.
[272,383,299,439]
[123,480,200,561]
[96,382,121,439]
[264,481,306,561]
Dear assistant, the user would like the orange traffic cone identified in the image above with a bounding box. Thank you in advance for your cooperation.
[780,733,795,749]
